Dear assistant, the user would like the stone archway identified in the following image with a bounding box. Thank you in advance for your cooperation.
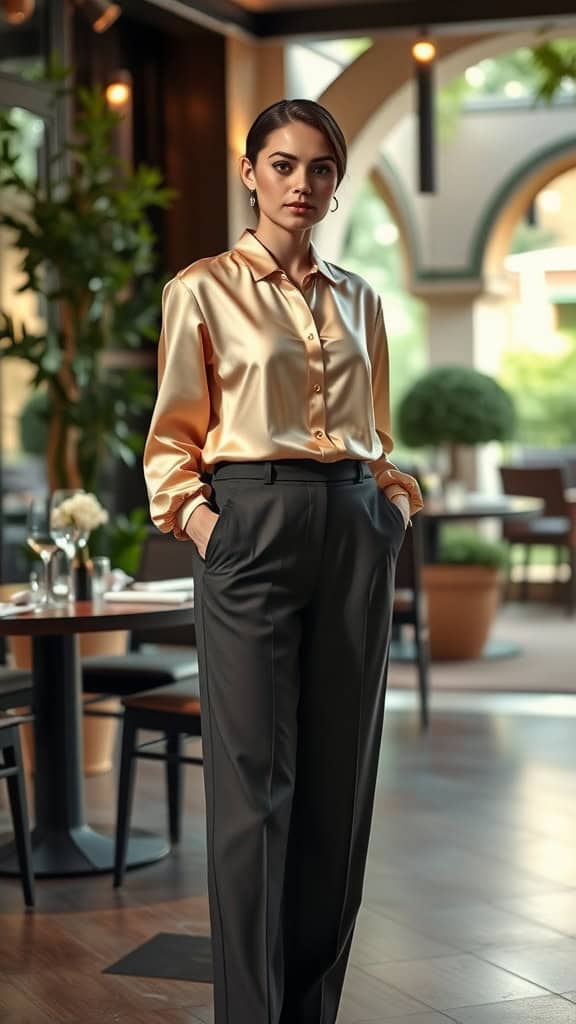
[314,25,576,265]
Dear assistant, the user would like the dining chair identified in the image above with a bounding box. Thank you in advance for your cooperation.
[113,678,202,887]
[0,667,33,713]
[0,712,35,907]
[82,532,198,713]
[499,465,576,613]
[392,516,430,730]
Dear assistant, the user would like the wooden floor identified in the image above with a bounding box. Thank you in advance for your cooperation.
[1,690,576,1023]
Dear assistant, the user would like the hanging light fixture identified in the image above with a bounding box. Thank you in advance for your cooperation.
[73,0,122,33]
[0,0,36,24]
[105,69,132,108]
[412,31,437,194]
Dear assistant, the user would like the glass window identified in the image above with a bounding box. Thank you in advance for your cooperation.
[0,0,48,78]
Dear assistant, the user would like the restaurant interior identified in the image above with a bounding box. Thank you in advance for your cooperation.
[1,1,576,1022]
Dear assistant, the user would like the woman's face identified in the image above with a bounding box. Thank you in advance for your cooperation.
[241,120,339,231]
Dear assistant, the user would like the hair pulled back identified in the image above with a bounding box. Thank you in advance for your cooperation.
[245,99,347,187]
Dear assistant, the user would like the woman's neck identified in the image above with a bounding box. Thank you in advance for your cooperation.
[253,221,313,284]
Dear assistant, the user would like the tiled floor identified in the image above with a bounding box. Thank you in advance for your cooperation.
[1,675,576,1021]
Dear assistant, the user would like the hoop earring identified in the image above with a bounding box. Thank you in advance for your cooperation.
[331,195,339,213]
[249,190,257,208]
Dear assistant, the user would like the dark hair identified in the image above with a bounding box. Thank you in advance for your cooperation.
[245,99,347,187]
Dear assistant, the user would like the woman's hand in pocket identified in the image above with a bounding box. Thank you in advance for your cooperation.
[186,503,220,559]
[390,492,410,529]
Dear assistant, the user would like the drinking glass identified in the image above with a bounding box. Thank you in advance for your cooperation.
[91,555,111,600]
[26,498,57,608]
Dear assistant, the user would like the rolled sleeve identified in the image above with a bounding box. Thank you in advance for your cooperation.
[143,276,213,541]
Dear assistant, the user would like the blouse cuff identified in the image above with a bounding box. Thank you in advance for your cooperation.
[377,470,424,517]
[174,488,213,541]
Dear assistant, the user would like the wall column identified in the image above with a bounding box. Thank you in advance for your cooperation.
[421,287,514,491]
[226,38,286,247]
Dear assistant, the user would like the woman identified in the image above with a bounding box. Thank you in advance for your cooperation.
[144,99,423,1024]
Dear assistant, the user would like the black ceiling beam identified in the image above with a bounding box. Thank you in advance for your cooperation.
[252,1,576,38]
[120,0,256,37]
[134,0,576,39]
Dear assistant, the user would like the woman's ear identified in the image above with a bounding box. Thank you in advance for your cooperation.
[240,155,256,191]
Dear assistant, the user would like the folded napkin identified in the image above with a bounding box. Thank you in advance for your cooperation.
[103,590,193,605]
[132,577,195,592]
[0,602,36,618]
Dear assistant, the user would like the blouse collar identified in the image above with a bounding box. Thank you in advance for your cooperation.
[234,228,338,284]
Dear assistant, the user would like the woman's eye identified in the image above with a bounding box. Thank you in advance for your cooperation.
[273,162,292,174]
[313,165,331,175]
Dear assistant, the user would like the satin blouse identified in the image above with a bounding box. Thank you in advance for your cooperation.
[143,229,423,540]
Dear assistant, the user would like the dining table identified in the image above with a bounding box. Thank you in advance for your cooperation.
[0,592,195,878]
[421,492,544,562]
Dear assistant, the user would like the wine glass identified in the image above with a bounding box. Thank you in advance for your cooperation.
[50,489,85,561]
[26,498,57,608]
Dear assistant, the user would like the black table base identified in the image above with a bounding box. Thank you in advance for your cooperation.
[0,825,170,877]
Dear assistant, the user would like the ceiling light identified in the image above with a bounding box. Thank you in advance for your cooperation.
[73,0,121,33]
[0,0,35,24]
[105,70,132,108]
[412,39,436,63]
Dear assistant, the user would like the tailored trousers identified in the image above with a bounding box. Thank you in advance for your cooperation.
[190,458,404,1024]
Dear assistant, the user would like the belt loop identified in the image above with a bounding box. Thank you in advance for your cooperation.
[355,461,364,484]
[264,461,274,485]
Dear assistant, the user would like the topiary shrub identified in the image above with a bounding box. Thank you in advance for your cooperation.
[397,365,516,479]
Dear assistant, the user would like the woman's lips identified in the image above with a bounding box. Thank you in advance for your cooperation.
[286,203,313,212]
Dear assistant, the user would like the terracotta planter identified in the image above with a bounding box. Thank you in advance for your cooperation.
[9,630,128,776]
[422,565,503,660]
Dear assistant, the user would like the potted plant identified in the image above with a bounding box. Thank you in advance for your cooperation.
[397,365,516,482]
[0,83,173,773]
[423,529,508,660]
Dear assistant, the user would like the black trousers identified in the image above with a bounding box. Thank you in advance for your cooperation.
[191,458,404,1024]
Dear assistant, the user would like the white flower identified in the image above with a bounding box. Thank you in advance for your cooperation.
[50,492,109,533]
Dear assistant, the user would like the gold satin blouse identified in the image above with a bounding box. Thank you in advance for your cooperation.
[144,229,423,539]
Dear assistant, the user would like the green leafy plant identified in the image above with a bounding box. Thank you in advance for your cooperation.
[90,507,150,576]
[397,365,516,478]
[530,42,576,104]
[0,84,175,493]
[439,528,507,570]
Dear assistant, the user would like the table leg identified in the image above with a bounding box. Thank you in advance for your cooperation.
[0,633,169,877]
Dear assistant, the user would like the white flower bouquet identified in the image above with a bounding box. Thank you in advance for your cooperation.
[50,492,109,533]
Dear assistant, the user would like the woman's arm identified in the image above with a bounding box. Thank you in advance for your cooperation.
[367,297,424,520]
[143,275,213,540]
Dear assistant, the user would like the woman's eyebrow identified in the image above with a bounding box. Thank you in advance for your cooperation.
[268,150,336,163]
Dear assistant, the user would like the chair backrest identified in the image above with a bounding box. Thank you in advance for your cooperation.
[137,532,194,582]
[499,465,568,517]
[132,532,196,648]
[394,515,426,624]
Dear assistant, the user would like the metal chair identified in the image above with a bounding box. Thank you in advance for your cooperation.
[113,678,202,887]
[0,712,35,907]
[499,465,576,613]
[392,516,430,730]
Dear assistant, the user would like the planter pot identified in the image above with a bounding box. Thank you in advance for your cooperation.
[422,565,503,660]
[9,630,128,776]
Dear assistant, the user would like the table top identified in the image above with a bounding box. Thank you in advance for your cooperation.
[0,588,195,636]
[422,494,544,521]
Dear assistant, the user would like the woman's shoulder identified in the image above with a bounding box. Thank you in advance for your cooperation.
[173,248,240,292]
[322,258,382,308]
